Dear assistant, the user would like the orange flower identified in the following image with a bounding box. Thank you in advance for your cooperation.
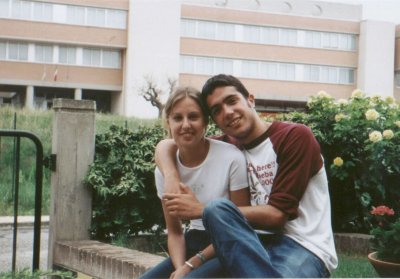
[371,205,395,216]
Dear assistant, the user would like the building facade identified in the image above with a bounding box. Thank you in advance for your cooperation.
[0,0,399,118]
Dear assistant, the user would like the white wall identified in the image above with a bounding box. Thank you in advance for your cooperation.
[357,20,395,97]
[123,0,181,118]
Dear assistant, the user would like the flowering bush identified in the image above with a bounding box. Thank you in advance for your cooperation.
[369,205,400,263]
[283,90,400,232]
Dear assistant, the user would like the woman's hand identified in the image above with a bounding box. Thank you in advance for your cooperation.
[169,264,192,279]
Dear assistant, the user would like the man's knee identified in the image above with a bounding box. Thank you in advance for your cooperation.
[203,198,235,227]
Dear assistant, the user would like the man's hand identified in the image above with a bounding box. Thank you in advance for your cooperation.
[163,183,204,220]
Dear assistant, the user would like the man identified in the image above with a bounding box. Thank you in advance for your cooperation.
[156,74,337,277]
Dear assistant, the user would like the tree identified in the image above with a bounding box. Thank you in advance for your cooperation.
[139,77,177,118]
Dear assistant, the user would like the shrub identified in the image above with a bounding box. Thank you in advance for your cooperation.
[85,125,166,241]
[283,90,400,233]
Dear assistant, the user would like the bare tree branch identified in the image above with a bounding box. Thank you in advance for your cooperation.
[139,77,177,118]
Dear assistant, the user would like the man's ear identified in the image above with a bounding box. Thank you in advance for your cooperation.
[247,94,255,108]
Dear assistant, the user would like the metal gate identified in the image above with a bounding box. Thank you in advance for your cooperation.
[0,130,43,272]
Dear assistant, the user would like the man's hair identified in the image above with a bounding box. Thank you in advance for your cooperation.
[201,74,250,106]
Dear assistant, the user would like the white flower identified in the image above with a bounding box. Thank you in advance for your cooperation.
[395,121,400,128]
[317,90,331,99]
[337,99,348,105]
[335,113,346,122]
[385,96,395,104]
[369,131,383,143]
[383,130,394,140]
[365,109,379,121]
[333,157,344,167]
[351,89,363,98]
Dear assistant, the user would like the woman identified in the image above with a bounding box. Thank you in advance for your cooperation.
[140,87,249,279]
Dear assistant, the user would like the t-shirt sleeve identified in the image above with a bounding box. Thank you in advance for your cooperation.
[229,149,249,191]
[154,167,164,199]
[268,124,323,220]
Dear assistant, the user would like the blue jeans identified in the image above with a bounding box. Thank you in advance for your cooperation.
[139,229,227,278]
[203,198,330,278]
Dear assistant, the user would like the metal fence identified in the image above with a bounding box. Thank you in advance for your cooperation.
[0,129,44,272]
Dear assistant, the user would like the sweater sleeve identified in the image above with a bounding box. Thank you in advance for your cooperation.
[268,124,323,220]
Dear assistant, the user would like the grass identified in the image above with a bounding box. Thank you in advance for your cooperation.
[332,253,378,278]
[0,106,159,216]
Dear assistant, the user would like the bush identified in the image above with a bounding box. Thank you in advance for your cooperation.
[282,90,400,232]
[85,125,166,240]
[85,121,222,241]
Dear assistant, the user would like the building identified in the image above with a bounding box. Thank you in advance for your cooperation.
[0,0,399,118]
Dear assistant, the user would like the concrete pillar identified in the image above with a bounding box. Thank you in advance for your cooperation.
[25,85,34,109]
[48,99,96,269]
[357,20,396,97]
[74,88,82,100]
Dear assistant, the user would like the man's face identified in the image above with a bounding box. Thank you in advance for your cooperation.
[206,86,256,141]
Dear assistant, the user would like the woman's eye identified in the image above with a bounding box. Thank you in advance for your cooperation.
[172,115,182,121]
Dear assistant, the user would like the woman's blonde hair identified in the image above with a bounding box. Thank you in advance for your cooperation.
[162,86,209,138]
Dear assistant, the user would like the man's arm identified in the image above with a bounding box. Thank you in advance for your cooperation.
[164,184,287,231]
[239,204,287,231]
[155,139,181,193]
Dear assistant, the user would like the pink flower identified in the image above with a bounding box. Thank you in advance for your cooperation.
[371,205,395,216]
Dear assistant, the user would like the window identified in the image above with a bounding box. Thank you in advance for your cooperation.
[87,7,105,27]
[280,29,297,46]
[243,25,260,43]
[83,48,101,66]
[66,5,85,25]
[242,60,259,78]
[181,19,196,37]
[33,1,52,21]
[262,27,279,45]
[8,42,28,60]
[196,57,213,74]
[11,0,30,19]
[107,9,126,29]
[396,72,400,88]
[35,44,53,63]
[0,0,9,17]
[215,58,233,74]
[102,49,120,68]
[0,41,6,59]
[198,21,216,39]
[216,23,235,41]
[180,55,195,73]
[59,46,76,64]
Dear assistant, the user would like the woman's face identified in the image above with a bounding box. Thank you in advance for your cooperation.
[167,97,207,149]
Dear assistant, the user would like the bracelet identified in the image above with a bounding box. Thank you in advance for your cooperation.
[185,261,194,270]
[196,251,206,263]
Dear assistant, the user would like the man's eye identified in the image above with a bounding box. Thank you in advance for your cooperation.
[226,97,237,105]
[210,107,220,116]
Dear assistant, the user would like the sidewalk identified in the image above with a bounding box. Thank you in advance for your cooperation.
[0,215,50,227]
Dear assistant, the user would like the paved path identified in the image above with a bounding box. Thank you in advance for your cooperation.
[0,216,49,273]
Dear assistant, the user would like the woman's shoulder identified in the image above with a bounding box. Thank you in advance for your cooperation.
[207,138,244,158]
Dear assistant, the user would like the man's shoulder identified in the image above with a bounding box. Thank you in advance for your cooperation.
[210,134,241,148]
[270,121,312,137]
[208,137,241,152]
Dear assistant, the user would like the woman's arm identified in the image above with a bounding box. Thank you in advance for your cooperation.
[155,139,181,193]
[170,187,251,279]
[161,200,186,269]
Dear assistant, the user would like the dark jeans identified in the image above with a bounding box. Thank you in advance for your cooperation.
[139,229,227,278]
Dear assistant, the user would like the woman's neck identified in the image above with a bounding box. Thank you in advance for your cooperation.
[178,138,210,167]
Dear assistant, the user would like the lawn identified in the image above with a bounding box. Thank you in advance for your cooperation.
[332,253,378,278]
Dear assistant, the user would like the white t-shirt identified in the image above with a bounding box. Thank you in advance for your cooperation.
[155,138,248,230]
[242,122,338,272]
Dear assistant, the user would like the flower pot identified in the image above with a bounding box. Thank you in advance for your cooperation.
[368,252,400,278]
